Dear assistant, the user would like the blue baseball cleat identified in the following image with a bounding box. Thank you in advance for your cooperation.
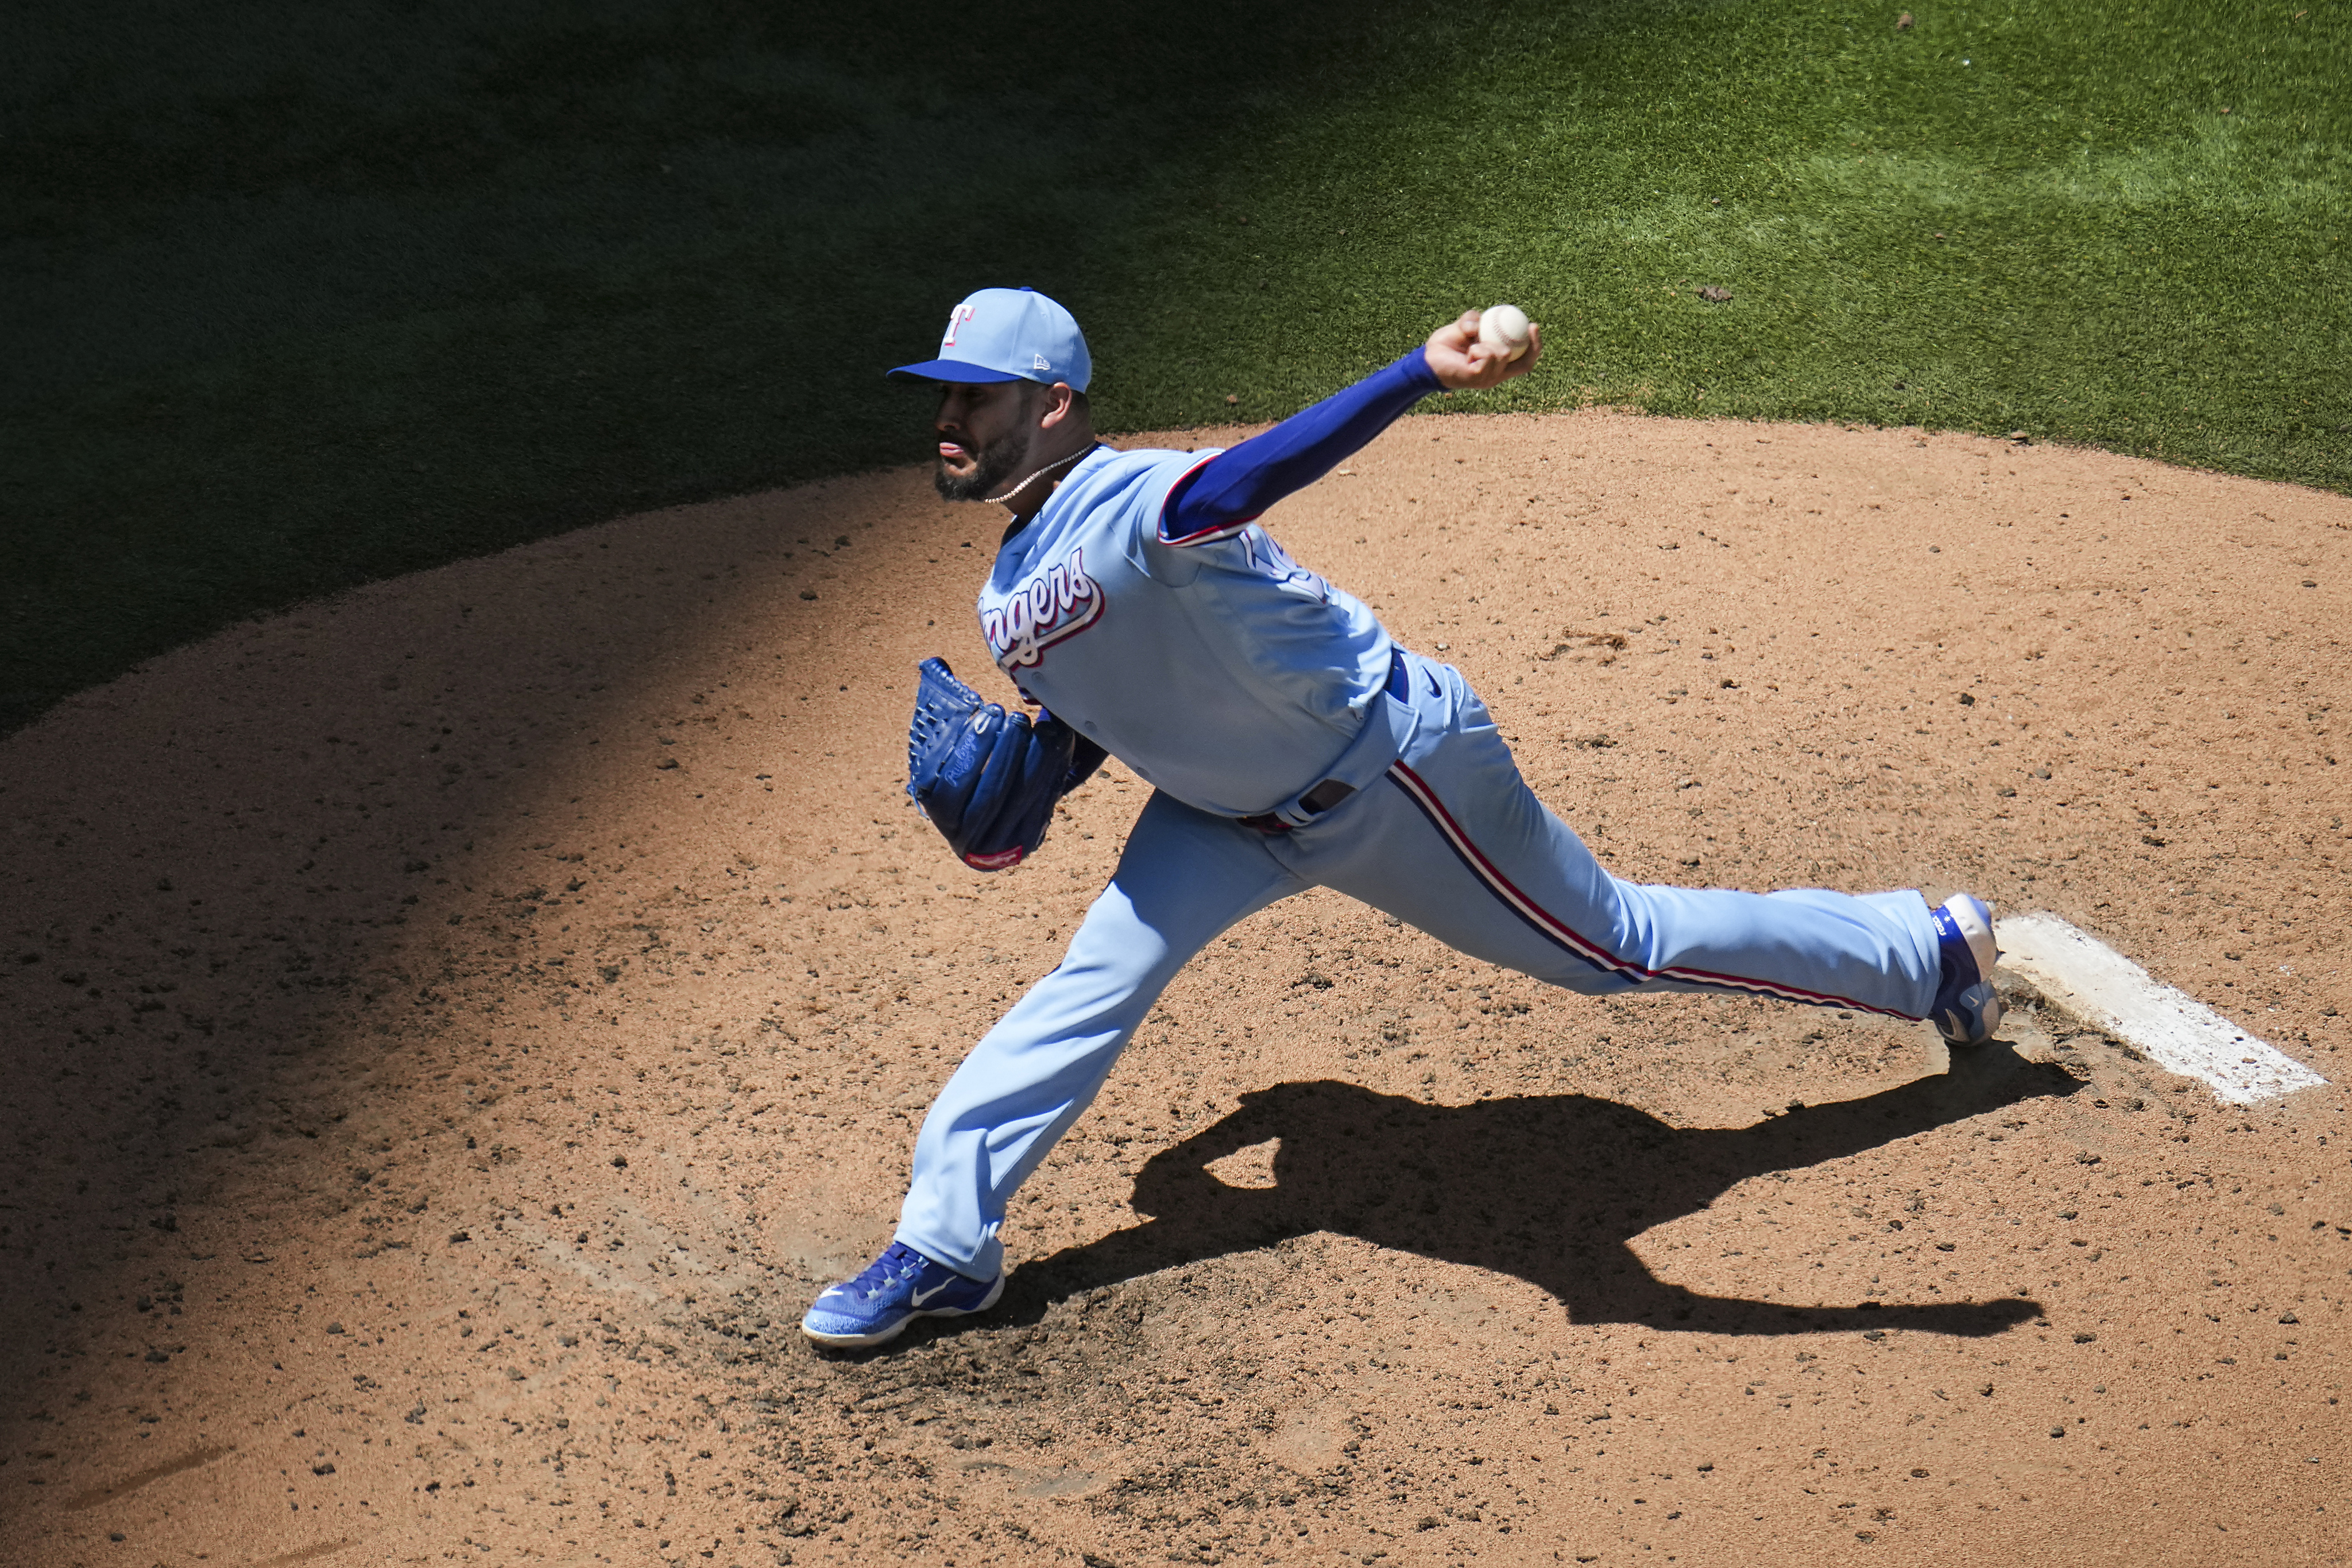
[1929,894,2003,1045]
[800,1241,1004,1348]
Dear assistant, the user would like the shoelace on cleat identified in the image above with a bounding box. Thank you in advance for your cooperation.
[838,1241,923,1300]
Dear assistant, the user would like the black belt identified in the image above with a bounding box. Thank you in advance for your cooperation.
[1235,649,1411,834]
[1236,776,1357,834]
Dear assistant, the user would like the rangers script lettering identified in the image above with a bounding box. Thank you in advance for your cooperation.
[984,545,1102,672]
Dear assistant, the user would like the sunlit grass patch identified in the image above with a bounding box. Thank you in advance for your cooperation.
[4,0,2345,728]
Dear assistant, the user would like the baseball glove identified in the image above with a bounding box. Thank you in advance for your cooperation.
[906,657,1106,871]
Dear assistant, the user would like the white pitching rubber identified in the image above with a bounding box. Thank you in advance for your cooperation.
[1995,912,2327,1106]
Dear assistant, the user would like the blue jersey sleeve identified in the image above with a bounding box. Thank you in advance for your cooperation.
[1158,349,1444,546]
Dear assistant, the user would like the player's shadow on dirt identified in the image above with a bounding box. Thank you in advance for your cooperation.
[1011,1044,2079,1337]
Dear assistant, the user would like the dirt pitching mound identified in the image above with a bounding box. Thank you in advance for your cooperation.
[2,413,2346,1568]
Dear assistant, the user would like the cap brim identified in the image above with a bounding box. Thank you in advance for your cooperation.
[885,358,1031,384]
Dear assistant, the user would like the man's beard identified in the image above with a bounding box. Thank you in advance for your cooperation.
[935,425,1032,502]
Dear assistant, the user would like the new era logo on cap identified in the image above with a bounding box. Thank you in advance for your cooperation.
[888,287,1092,393]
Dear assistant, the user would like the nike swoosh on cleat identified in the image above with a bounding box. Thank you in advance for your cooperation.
[911,1282,951,1306]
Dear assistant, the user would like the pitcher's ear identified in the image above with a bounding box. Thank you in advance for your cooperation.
[1037,381,1078,428]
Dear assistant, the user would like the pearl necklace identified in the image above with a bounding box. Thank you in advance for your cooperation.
[985,444,1098,507]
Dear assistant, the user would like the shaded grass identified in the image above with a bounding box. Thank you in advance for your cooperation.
[4,0,2346,730]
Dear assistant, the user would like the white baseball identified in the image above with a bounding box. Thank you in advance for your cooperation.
[1477,303,1531,362]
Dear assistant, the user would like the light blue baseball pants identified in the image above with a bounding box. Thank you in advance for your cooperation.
[896,654,1943,1280]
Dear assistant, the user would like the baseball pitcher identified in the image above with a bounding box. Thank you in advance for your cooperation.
[800,287,2003,1346]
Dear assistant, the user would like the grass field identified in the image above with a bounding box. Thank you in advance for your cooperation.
[6,0,2345,733]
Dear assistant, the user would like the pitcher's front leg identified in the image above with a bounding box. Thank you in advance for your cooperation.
[893,793,1302,1282]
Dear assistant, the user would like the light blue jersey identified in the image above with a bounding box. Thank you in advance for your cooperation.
[976,444,1396,819]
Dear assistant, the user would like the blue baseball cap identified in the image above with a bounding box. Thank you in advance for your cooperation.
[887,287,1092,393]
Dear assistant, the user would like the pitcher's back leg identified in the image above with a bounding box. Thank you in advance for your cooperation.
[1277,725,1941,1020]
